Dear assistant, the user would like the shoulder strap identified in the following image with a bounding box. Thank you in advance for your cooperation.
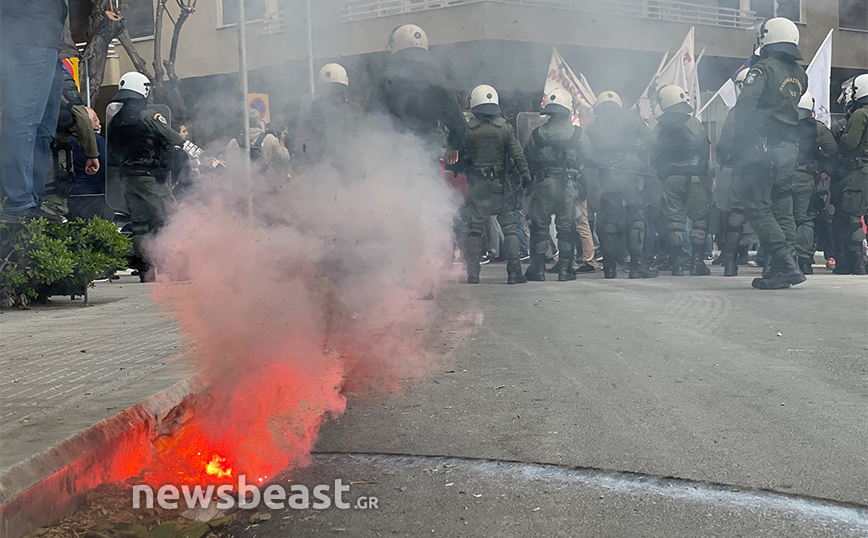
[252,131,268,149]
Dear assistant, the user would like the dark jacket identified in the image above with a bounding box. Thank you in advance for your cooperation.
[71,133,106,195]
[0,0,67,50]
[366,51,467,151]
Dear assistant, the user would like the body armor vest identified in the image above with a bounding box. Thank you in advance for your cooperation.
[110,101,160,169]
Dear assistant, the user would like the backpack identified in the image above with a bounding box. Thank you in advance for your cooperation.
[237,131,269,161]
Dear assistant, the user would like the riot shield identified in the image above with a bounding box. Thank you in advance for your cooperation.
[104,103,172,212]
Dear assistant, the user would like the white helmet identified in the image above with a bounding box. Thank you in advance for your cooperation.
[735,67,749,89]
[798,90,814,119]
[469,84,501,115]
[318,63,348,87]
[388,24,428,54]
[854,74,868,101]
[798,91,814,111]
[544,87,573,114]
[595,90,623,109]
[113,71,150,101]
[759,17,802,60]
[658,84,691,112]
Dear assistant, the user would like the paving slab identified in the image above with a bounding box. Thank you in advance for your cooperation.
[0,275,192,475]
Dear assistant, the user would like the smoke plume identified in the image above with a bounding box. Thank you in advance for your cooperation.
[143,115,464,486]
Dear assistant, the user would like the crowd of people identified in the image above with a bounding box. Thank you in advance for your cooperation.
[2,3,866,290]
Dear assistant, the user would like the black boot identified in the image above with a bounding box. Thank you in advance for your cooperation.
[762,253,774,279]
[629,257,658,279]
[507,258,527,284]
[752,254,806,289]
[853,249,867,275]
[690,247,711,276]
[603,260,617,279]
[798,257,814,275]
[465,235,483,284]
[558,251,576,281]
[721,249,738,277]
[525,252,546,281]
[833,251,854,274]
[670,246,684,277]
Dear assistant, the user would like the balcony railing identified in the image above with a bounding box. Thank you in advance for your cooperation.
[339,0,758,29]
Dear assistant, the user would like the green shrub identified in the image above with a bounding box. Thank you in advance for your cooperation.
[0,217,131,308]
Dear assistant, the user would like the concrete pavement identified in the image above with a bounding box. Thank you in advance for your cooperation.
[231,263,868,536]
[0,274,191,476]
[2,262,866,537]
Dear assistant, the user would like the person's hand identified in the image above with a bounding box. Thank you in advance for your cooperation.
[85,158,100,175]
[445,149,459,165]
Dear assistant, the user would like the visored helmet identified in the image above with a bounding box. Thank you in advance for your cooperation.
[318,63,348,87]
[658,84,691,112]
[594,90,623,109]
[759,17,802,60]
[854,73,868,101]
[388,24,428,53]
[798,91,814,119]
[470,84,501,115]
[113,71,150,101]
[544,87,573,115]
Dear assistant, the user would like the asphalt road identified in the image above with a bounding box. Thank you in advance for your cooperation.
[221,265,867,536]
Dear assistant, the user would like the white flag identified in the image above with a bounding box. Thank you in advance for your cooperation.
[635,51,669,123]
[635,27,697,127]
[688,47,705,119]
[806,29,833,128]
[542,47,596,127]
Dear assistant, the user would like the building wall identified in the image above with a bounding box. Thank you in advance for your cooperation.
[117,0,866,82]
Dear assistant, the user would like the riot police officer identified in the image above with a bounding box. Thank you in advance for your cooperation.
[108,71,181,282]
[296,63,362,169]
[651,85,711,276]
[792,91,838,274]
[366,24,467,165]
[43,65,100,219]
[835,73,868,275]
[459,85,532,284]
[585,90,657,279]
[718,17,807,290]
[524,88,591,282]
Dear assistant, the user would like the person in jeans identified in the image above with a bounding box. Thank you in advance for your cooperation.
[0,0,69,222]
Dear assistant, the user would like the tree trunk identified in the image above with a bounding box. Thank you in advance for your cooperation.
[79,0,124,105]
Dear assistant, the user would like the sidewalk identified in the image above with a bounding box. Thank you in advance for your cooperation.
[0,274,192,476]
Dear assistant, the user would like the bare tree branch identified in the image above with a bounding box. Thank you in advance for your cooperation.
[153,0,166,85]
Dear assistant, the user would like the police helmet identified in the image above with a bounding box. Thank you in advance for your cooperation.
[544,88,573,115]
[318,63,349,87]
[658,85,692,113]
[759,17,802,60]
[854,74,868,102]
[113,71,150,101]
[735,68,749,90]
[470,84,501,115]
[595,90,623,109]
[798,91,814,119]
[388,24,429,54]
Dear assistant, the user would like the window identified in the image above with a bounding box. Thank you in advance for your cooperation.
[124,0,156,39]
[221,0,266,25]
[751,0,801,21]
[840,0,868,30]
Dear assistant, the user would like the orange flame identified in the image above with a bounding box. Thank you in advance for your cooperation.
[205,454,232,479]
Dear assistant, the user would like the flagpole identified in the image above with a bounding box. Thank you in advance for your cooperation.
[697,89,721,116]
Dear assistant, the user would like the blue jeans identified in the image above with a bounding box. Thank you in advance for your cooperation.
[1,47,62,210]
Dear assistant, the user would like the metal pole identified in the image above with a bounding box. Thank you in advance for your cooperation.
[85,58,91,108]
[306,0,315,97]
[237,0,253,217]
